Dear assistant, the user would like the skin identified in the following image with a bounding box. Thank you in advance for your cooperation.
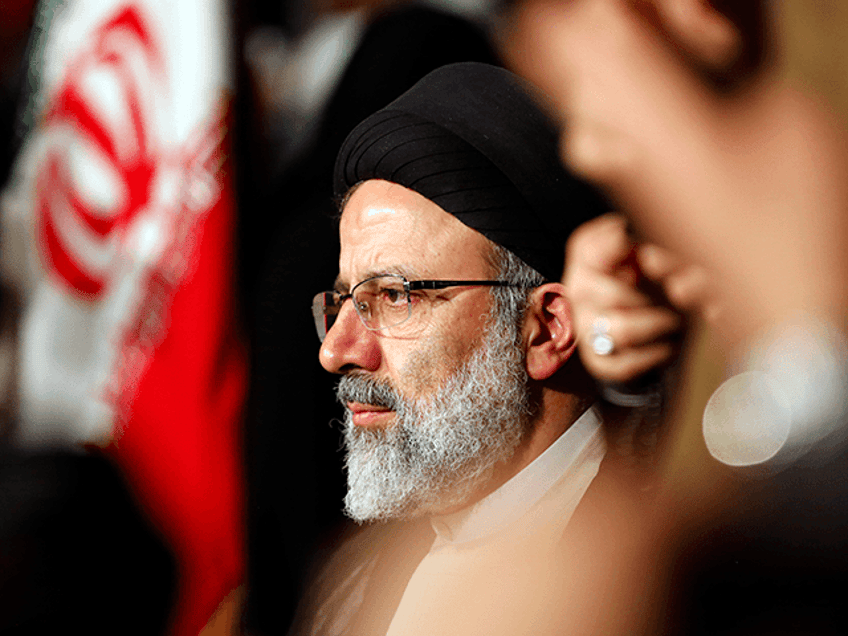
[499,7,848,630]
[508,0,848,359]
[320,178,588,505]
[319,179,495,429]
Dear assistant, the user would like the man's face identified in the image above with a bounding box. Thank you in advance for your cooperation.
[319,179,533,521]
[320,179,495,404]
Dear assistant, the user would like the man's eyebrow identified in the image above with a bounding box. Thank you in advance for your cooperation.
[333,266,425,292]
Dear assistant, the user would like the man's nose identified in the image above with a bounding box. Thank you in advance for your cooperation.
[319,302,381,374]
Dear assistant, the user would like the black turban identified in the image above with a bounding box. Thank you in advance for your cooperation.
[333,62,609,281]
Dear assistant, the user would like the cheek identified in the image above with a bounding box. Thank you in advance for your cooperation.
[399,320,484,397]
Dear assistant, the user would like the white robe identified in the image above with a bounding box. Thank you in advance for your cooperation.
[386,406,606,636]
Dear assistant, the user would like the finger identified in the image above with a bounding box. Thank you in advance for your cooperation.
[637,243,716,314]
[662,265,713,313]
[567,271,654,309]
[579,306,682,351]
[635,243,687,281]
[579,341,679,384]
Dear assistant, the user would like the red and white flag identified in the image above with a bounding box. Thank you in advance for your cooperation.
[2,1,247,633]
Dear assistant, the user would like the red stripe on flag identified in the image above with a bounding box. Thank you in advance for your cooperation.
[108,144,247,635]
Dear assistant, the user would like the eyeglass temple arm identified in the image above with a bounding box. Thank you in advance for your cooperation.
[407,280,531,291]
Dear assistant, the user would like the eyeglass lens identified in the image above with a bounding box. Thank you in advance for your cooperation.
[350,276,411,331]
[312,275,413,342]
[312,292,338,342]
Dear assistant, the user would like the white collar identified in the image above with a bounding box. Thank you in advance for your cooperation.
[429,404,606,545]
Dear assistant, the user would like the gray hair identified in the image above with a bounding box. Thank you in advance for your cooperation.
[485,242,660,476]
[485,242,546,341]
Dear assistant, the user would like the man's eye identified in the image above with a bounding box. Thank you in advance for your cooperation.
[378,287,406,305]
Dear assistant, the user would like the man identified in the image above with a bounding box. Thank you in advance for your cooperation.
[290,62,674,636]
[242,7,499,631]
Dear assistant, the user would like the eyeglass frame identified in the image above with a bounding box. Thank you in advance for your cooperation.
[312,274,536,342]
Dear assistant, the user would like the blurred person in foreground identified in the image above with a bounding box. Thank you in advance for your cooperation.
[0,438,177,635]
[509,0,848,468]
[516,2,848,630]
[287,61,685,636]
[563,211,848,635]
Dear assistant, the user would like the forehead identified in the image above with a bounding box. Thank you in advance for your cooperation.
[337,179,492,284]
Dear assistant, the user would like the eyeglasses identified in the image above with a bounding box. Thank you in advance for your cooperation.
[312,274,530,342]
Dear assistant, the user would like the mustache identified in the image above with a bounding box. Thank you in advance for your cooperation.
[336,373,404,410]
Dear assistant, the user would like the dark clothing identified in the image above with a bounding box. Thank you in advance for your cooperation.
[0,450,176,635]
[674,454,848,636]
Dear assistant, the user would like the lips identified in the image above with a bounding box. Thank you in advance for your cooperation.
[346,402,394,428]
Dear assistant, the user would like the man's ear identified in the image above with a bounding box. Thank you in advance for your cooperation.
[649,0,743,71]
[523,283,578,381]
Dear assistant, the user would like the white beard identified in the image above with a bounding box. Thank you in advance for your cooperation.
[336,323,534,522]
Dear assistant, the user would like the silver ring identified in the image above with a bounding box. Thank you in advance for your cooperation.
[591,316,614,356]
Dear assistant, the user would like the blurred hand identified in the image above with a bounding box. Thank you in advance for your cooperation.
[565,213,712,384]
